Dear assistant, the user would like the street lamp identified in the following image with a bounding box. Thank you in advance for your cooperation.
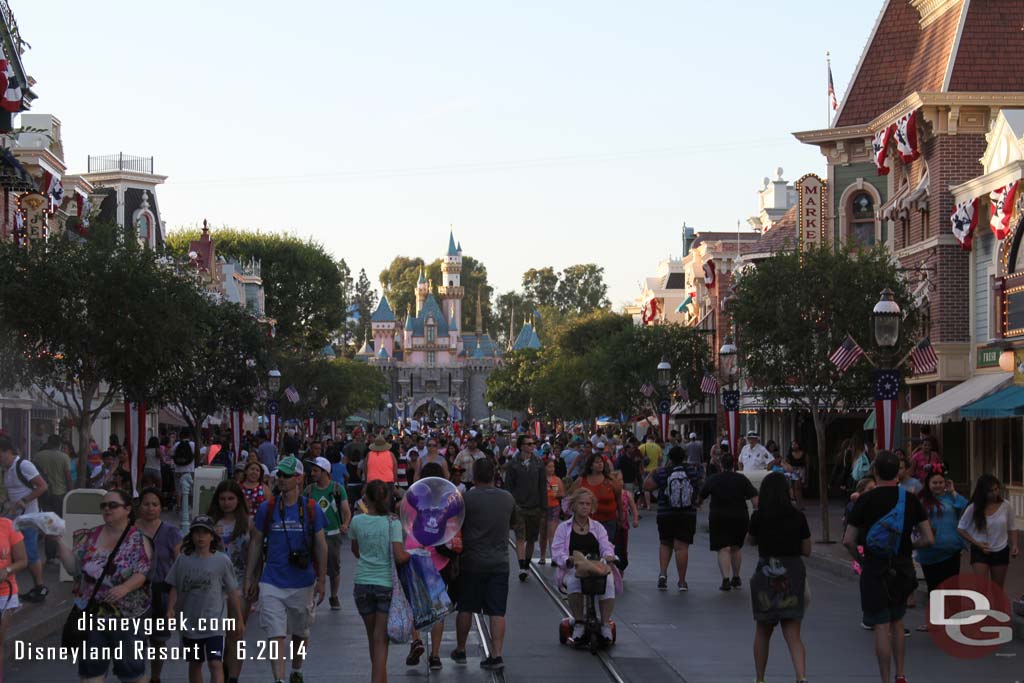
[718,336,738,384]
[657,356,672,387]
[487,400,494,430]
[268,369,281,393]
[872,288,901,348]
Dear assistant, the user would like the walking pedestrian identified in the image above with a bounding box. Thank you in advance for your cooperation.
[785,441,807,510]
[208,480,252,683]
[699,454,758,591]
[303,455,351,610]
[747,471,811,683]
[245,456,328,683]
[30,434,71,564]
[506,434,546,581]
[135,487,183,683]
[569,453,622,541]
[0,513,27,683]
[165,514,244,683]
[843,450,934,683]
[0,435,49,602]
[644,446,696,592]
[540,458,564,565]
[413,437,449,480]
[452,458,516,672]
[241,460,268,520]
[958,473,1019,589]
[349,480,410,683]
[685,432,703,466]
[173,429,198,517]
[914,471,967,631]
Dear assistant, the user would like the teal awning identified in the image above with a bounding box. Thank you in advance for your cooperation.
[960,385,1024,419]
[675,295,693,314]
[863,410,875,430]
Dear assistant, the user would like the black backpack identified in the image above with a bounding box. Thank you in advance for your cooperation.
[172,441,194,467]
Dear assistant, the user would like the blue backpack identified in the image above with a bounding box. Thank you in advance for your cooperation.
[865,487,906,558]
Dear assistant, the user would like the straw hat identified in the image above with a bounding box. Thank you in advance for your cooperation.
[368,436,392,452]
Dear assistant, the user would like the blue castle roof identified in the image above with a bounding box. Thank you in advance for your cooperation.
[371,296,396,323]
[447,231,459,257]
[512,323,542,351]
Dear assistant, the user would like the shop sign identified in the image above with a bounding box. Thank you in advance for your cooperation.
[977,347,1001,368]
[796,173,827,254]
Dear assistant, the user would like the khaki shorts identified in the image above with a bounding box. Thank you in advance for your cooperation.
[513,506,543,544]
[258,583,315,639]
[326,533,343,578]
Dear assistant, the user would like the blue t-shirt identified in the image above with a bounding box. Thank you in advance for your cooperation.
[331,462,349,489]
[253,497,327,589]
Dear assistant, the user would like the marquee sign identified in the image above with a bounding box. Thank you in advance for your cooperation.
[18,191,50,243]
[796,173,827,254]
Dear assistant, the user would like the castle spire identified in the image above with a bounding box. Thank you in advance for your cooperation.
[475,289,483,336]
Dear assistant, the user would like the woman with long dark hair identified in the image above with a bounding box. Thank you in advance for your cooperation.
[134,487,182,683]
[241,460,268,520]
[914,472,967,631]
[746,472,811,683]
[958,474,1019,588]
[208,480,251,683]
[568,452,622,540]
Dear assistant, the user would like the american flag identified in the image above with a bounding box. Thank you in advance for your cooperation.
[284,385,301,404]
[700,372,719,395]
[640,381,655,398]
[829,334,865,373]
[911,337,938,375]
[828,64,838,111]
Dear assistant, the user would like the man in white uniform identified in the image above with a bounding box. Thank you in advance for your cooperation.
[738,432,772,472]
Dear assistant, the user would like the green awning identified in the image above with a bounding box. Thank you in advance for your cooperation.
[863,409,904,448]
[960,385,1024,419]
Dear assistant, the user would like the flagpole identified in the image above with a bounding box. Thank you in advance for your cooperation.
[826,51,832,129]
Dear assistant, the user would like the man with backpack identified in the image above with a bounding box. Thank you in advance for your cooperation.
[643,445,696,592]
[172,428,198,515]
[303,455,351,611]
[0,435,49,602]
[843,450,934,683]
[245,455,327,683]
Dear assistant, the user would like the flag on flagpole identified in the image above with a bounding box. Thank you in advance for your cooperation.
[124,398,146,498]
[230,410,243,461]
[990,181,1019,240]
[700,372,719,395]
[951,197,981,251]
[39,171,64,211]
[829,334,865,373]
[722,390,740,459]
[911,337,938,375]
[267,400,280,446]
[873,370,900,451]
[640,381,655,398]
[284,385,300,404]
[307,410,316,439]
[828,63,838,111]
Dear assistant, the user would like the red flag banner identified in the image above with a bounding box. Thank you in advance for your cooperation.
[873,125,895,176]
[893,110,920,163]
[990,181,1018,240]
[951,197,980,251]
[703,260,716,288]
[873,370,900,452]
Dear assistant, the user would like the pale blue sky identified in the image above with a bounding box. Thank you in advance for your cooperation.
[16,1,880,307]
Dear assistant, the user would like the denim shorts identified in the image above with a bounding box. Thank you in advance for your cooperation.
[354,583,392,616]
[182,635,226,662]
[78,625,146,680]
[20,524,39,564]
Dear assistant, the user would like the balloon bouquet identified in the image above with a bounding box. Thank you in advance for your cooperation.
[397,477,465,629]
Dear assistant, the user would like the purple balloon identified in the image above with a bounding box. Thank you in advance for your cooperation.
[400,477,465,546]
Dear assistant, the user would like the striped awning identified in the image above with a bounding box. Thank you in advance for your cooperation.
[902,372,1011,425]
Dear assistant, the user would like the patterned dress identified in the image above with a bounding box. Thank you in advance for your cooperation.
[242,483,267,520]
[73,525,151,618]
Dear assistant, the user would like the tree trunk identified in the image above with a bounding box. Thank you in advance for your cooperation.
[812,409,831,543]
[74,392,95,489]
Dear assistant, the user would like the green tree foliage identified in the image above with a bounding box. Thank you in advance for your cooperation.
[378,256,425,320]
[165,228,350,354]
[273,355,387,422]
[731,245,920,541]
[379,254,492,331]
[493,290,533,348]
[352,268,378,346]
[0,223,210,484]
[557,263,611,314]
[522,267,559,308]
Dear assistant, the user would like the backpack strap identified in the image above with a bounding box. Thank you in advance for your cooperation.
[14,457,35,490]
[260,496,276,557]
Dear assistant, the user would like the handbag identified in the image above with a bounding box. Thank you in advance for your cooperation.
[398,550,454,629]
[385,519,414,643]
[61,525,132,649]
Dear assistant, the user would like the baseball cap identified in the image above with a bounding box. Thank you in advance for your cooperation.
[746,431,759,438]
[596,441,606,450]
[689,432,697,439]
[305,456,331,473]
[276,455,304,476]
[189,515,217,534]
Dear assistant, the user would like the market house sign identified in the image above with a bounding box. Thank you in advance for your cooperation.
[977,347,1001,368]
[796,173,827,255]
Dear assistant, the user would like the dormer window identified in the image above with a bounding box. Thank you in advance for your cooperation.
[136,213,151,243]
[426,319,436,343]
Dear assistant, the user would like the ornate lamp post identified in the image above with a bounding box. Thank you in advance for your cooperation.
[487,400,494,431]
[718,336,740,457]
[871,288,902,452]
[656,356,672,442]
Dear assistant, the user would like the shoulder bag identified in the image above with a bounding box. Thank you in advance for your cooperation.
[61,525,132,649]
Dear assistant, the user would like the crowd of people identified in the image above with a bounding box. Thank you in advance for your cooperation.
[0,419,1020,683]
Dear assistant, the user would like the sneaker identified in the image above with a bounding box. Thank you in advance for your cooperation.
[538,558,546,565]
[600,625,613,641]
[572,623,585,640]
[719,578,732,591]
[657,575,668,591]
[289,671,304,683]
[450,649,467,664]
[406,639,424,666]
[678,581,688,592]
[480,656,504,671]
[21,585,47,603]
[519,569,529,582]
[730,576,742,588]
[428,656,442,671]
[895,677,908,683]
[861,622,874,631]
[329,596,341,611]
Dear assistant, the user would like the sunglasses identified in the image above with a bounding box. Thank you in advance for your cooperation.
[99,502,126,511]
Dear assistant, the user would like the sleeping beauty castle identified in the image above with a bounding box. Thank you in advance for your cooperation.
[356,231,541,425]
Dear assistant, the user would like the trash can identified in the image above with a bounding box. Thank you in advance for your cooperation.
[60,489,107,582]
[192,466,227,521]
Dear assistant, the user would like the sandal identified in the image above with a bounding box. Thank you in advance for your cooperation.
[406,639,424,665]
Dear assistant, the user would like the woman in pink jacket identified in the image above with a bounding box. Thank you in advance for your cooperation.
[551,489,618,642]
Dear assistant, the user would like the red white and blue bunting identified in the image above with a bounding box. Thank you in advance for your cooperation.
[39,171,64,211]
[989,181,1018,240]
[893,111,920,163]
[873,125,895,176]
[951,197,980,251]
[703,260,716,288]
[0,43,22,113]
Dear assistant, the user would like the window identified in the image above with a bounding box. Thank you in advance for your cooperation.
[849,192,875,247]
[901,214,910,248]
[427,351,436,365]
[136,214,151,243]
[426,324,436,343]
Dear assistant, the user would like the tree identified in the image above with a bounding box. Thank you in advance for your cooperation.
[165,228,349,354]
[522,267,559,308]
[730,245,921,541]
[273,354,387,423]
[378,256,425,320]
[379,254,493,331]
[353,269,378,346]
[0,223,206,485]
[154,297,269,447]
[556,264,611,314]
[493,290,534,348]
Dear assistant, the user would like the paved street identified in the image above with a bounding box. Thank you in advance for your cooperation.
[7,510,1022,682]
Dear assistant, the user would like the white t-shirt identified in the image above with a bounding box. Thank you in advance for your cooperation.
[958,501,1016,553]
[406,446,427,461]
[739,443,772,472]
[3,456,41,514]
[172,440,197,474]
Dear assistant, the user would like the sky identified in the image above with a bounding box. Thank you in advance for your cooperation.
[14,1,882,308]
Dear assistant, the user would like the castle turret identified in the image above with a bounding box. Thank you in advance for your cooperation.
[448,304,459,350]
[370,295,397,359]
[415,267,429,316]
[438,228,464,329]
[404,307,414,350]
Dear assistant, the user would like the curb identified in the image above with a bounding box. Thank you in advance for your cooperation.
[5,593,71,660]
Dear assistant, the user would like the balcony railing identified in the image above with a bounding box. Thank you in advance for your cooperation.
[87,153,154,174]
